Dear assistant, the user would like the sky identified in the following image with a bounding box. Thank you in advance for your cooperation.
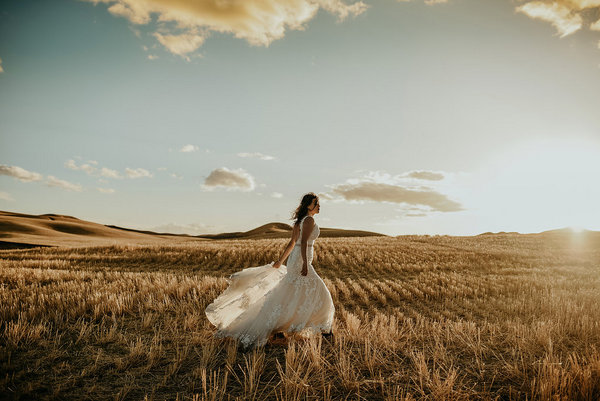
[1,0,600,236]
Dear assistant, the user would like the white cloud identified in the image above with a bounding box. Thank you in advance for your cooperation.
[46,176,83,192]
[202,167,255,191]
[80,163,96,174]
[405,170,445,181]
[65,159,81,170]
[0,57,3,73]
[180,144,200,152]
[321,170,463,212]
[271,192,283,198]
[171,173,183,180]
[107,1,151,24]
[591,18,600,30]
[100,167,122,179]
[516,1,583,37]
[82,0,368,57]
[153,31,205,60]
[0,191,14,201]
[237,152,276,161]
[66,159,124,179]
[97,187,116,193]
[0,164,43,182]
[65,159,99,174]
[147,54,158,60]
[125,167,153,178]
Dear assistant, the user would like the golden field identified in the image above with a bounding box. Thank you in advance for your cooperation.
[1,231,599,400]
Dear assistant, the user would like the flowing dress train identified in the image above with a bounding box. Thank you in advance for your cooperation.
[205,215,335,349]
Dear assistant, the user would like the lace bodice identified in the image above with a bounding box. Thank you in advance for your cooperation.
[294,215,320,246]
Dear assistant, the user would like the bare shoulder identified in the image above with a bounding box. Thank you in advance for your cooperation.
[303,216,315,225]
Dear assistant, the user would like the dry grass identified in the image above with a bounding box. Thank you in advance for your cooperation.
[1,232,599,400]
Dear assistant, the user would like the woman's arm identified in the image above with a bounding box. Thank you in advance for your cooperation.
[300,216,315,276]
[273,224,300,268]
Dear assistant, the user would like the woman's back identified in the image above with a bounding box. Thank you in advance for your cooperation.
[294,215,320,246]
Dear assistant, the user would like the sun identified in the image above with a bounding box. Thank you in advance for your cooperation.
[479,136,600,233]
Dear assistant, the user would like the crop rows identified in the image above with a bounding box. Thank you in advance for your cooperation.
[1,233,599,400]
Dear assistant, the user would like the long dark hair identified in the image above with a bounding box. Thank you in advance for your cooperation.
[291,192,318,226]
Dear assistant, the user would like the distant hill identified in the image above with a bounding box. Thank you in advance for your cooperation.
[0,211,386,249]
[0,210,173,248]
[476,227,597,236]
[537,227,596,235]
[191,222,386,240]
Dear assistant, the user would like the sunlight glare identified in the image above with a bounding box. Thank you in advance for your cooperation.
[478,136,600,233]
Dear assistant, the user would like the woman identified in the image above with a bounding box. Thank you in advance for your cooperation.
[205,192,335,349]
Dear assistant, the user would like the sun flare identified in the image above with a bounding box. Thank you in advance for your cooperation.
[476,136,600,233]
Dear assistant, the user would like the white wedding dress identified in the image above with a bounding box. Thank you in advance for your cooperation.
[205,215,335,349]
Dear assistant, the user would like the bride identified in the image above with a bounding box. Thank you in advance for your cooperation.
[205,192,335,349]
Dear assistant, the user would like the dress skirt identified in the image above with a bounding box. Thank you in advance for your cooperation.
[205,243,335,349]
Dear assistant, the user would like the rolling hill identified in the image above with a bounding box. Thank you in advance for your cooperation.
[0,211,386,249]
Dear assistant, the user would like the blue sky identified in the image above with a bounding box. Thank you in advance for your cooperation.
[1,0,600,235]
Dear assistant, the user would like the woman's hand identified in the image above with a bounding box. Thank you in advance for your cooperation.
[273,261,282,268]
[301,262,308,276]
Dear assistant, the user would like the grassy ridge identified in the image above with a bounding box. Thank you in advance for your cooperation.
[1,233,599,400]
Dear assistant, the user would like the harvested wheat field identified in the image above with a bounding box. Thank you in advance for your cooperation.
[1,231,599,400]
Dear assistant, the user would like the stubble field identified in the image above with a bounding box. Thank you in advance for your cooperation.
[1,232,599,400]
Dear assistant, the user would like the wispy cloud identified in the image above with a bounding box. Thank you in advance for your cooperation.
[66,159,153,179]
[155,166,182,179]
[405,170,445,181]
[237,152,276,161]
[516,1,583,37]
[154,31,205,61]
[0,164,43,182]
[100,167,122,179]
[202,167,255,191]
[515,1,600,38]
[324,181,463,212]
[321,170,463,212]
[125,167,153,178]
[65,159,97,175]
[97,187,116,193]
[46,176,83,192]
[0,191,14,201]
[0,57,4,73]
[271,192,283,198]
[83,0,368,57]
[180,144,200,153]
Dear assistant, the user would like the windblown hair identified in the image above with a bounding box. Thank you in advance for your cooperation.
[291,192,318,226]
